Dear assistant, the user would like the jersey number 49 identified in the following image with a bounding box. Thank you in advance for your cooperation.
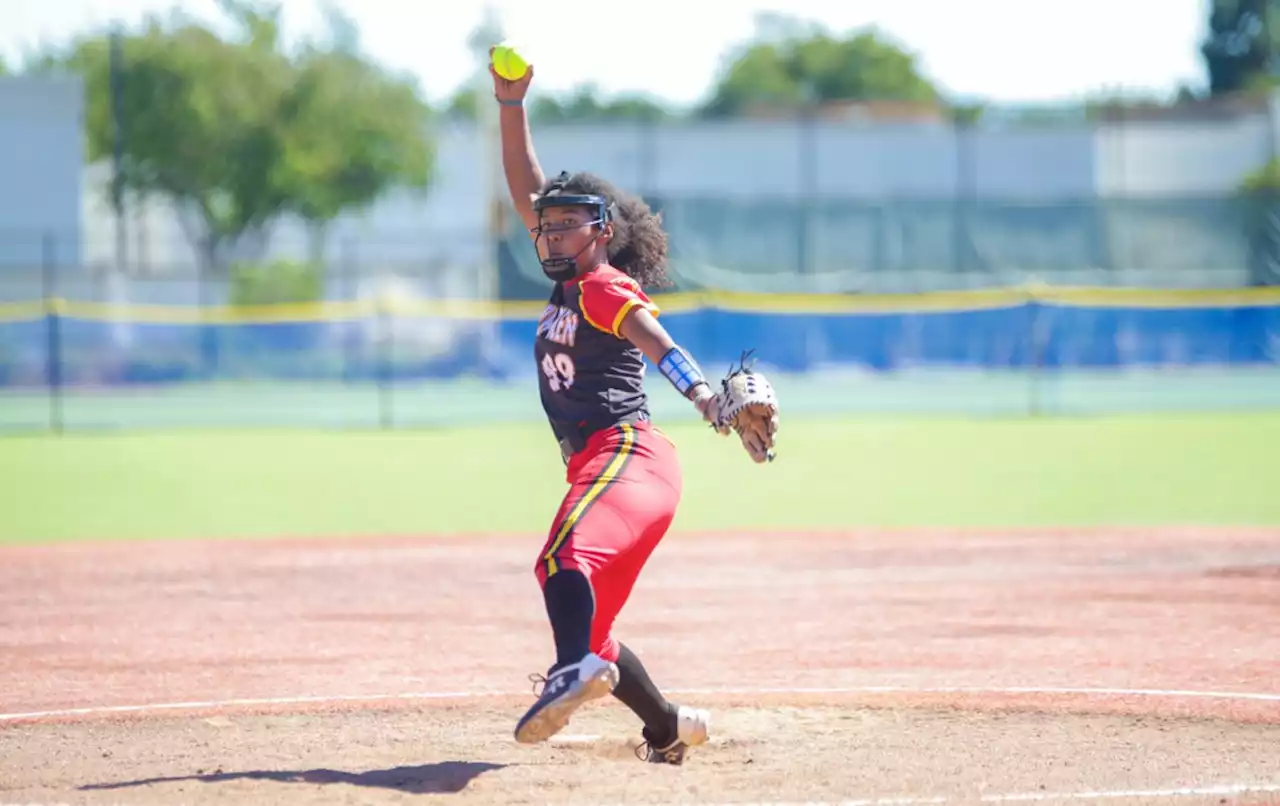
[541,352,576,392]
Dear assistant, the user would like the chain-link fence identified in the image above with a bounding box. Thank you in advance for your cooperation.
[4,101,1280,433]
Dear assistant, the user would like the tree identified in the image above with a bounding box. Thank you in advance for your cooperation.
[699,14,939,118]
[32,0,434,272]
[529,84,672,123]
[1201,0,1276,96]
[443,83,673,123]
[32,6,295,271]
[445,86,482,121]
[277,5,433,258]
[1236,156,1280,285]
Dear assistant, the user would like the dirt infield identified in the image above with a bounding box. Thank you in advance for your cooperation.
[2,527,1279,805]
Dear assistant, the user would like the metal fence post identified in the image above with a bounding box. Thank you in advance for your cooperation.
[1026,281,1046,418]
[796,104,817,278]
[41,233,64,434]
[377,290,393,430]
[198,255,213,380]
[339,237,358,390]
[952,111,976,276]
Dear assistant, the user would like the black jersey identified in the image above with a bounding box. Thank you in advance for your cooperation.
[533,264,660,458]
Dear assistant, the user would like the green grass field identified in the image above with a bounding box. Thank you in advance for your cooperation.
[3,412,1279,545]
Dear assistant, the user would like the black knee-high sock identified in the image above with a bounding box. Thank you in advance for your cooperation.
[542,569,595,669]
[612,642,676,741]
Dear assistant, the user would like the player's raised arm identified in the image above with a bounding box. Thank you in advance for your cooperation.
[489,47,544,234]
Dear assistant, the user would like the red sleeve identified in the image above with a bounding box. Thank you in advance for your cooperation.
[579,271,660,338]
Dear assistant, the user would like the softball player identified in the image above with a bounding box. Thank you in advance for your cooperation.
[490,54,719,765]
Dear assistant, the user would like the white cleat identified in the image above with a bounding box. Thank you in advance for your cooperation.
[513,653,620,744]
[636,705,711,765]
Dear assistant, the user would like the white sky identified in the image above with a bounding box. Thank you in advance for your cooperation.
[4,0,1211,108]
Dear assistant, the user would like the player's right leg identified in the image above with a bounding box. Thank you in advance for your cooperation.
[614,642,710,765]
[577,425,710,764]
[516,421,708,753]
[635,702,712,765]
[514,504,618,744]
[594,557,711,764]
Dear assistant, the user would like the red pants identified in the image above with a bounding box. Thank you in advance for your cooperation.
[534,420,682,663]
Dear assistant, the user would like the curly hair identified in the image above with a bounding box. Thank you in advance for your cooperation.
[537,171,672,289]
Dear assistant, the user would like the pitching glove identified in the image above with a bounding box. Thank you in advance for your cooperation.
[695,350,779,463]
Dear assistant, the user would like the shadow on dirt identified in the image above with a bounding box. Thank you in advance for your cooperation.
[80,761,508,795]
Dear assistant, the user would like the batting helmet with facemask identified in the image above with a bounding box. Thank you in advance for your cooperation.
[530,171,616,283]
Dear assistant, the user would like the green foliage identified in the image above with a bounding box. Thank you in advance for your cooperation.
[30,0,434,270]
[1201,0,1277,96]
[35,5,295,262]
[276,2,432,225]
[1237,158,1280,230]
[444,86,482,121]
[1240,157,1280,193]
[279,46,433,224]
[444,83,673,123]
[700,14,939,118]
[228,258,324,306]
[950,104,986,125]
[530,85,672,123]
[1234,158,1280,285]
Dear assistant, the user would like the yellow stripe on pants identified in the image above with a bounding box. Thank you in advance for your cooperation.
[543,424,637,577]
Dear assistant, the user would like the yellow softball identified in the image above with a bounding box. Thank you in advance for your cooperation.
[491,44,528,81]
